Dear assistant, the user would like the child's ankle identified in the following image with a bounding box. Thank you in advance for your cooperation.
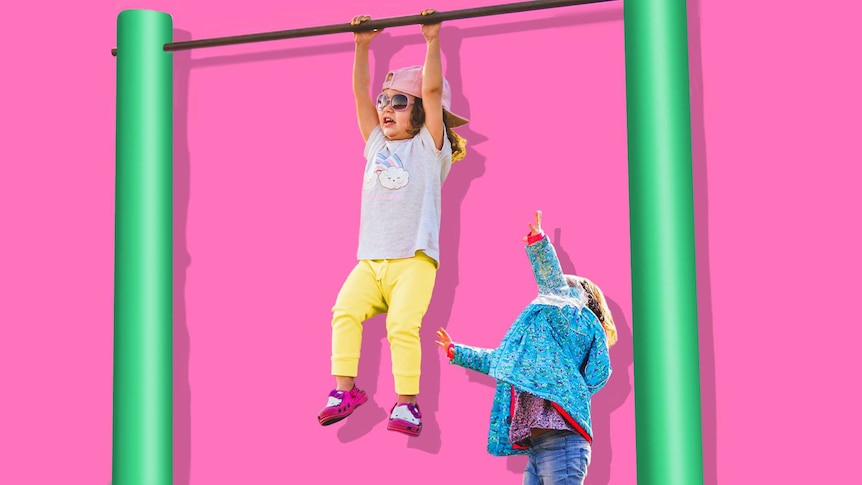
[335,376,355,391]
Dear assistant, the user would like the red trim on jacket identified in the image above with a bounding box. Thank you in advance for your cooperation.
[526,232,546,245]
[550,402,593,444]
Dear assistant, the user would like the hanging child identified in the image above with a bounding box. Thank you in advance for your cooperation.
[317,9,469,438]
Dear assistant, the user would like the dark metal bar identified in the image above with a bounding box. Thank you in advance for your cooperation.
[111,0,615,56]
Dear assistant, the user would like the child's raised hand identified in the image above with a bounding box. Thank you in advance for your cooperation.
[420,9,441,41]
[435,327,453,352]
[522,210,544,242]
[351,15,381,45]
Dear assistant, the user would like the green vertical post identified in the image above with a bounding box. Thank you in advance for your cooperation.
[114,10,173,485]
[623,1,705,485]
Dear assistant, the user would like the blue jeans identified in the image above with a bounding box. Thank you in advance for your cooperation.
[522,430,591,485]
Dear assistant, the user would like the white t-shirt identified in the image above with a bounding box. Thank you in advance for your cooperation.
[356,124,452,265]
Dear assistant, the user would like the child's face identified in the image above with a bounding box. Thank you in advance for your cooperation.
[377,89,415,140]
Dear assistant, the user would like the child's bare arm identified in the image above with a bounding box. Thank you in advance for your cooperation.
[351,15,381,142]
[420,9,445,150]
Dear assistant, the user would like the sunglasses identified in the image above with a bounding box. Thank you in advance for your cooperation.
[376,93,414,111]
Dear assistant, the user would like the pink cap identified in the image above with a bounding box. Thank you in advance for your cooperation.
[381,65,469,128]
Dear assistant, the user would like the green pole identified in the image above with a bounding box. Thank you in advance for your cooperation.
[623,1,705,484]
[114,10,173,485]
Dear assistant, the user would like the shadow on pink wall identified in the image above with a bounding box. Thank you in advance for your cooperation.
[687,0,718,484]
[173,28,193,485]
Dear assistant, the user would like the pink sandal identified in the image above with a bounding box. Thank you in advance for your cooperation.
[318,386,368,426]
[387,402,422,437]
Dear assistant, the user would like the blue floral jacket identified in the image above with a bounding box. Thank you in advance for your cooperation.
[452,236,611,456]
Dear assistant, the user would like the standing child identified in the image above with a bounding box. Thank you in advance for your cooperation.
[436,211,617,484]
[317,10,469,437]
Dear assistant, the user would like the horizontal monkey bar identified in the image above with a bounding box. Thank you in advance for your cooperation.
[110,0,615,56]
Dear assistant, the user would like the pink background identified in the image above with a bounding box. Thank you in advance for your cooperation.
[1,0,860,484]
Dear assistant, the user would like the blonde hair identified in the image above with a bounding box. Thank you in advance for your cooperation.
[448,127,467,163]
[565,275,618,347]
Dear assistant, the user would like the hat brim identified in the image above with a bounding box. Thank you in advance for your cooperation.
[444,110,469,128]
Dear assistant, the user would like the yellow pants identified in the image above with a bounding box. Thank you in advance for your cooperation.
[331,252,437,395]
